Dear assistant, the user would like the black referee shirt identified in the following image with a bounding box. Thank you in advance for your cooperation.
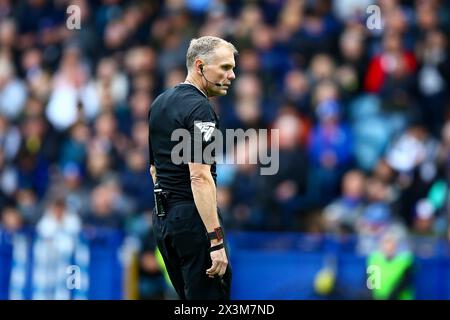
[148,83,219,202]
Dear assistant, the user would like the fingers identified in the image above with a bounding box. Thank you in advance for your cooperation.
[218,263,227,277]
[206,259,219,278]
[206,259,224,278]
[217,253,227,277]
[206,249,228,278]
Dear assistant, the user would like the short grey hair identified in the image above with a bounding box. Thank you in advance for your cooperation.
[186,36,238,70]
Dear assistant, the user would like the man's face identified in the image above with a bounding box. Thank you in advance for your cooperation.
[202,45,236,97]
[381,236,397,258]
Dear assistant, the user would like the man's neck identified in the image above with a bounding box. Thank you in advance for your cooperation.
[184,76,208,98]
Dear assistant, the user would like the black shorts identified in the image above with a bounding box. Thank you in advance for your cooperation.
[152,201,232,300]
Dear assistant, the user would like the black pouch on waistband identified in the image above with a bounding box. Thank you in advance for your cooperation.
[154,184,168,217]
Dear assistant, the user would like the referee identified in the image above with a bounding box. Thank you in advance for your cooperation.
[148,36,237,300]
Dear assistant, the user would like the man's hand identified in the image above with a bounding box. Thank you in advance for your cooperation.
[206,244,228,278]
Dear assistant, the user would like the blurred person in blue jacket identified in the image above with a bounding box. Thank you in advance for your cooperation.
[121,148,154,212]
[60,162,91,218]
[308,98,353,206]
[1,202,30,300]
[59,121,90,169]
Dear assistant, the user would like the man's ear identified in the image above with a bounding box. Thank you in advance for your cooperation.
[196,60,204,75]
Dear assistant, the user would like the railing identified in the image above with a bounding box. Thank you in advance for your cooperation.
[228,232,450,299]
[0,227,124,300]
[1,228,449,299]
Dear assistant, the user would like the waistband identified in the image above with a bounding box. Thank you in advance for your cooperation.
[164,192,194,208]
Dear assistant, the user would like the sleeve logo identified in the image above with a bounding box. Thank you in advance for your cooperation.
[194,121,216,142]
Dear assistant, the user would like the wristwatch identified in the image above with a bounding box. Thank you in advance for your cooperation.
[208,227,224,241]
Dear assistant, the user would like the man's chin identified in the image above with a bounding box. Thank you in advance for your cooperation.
[215,89,228,96]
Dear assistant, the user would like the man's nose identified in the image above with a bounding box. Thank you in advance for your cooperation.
[227,70,235,80]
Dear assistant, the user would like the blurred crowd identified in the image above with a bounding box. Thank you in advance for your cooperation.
[0,0,450,299]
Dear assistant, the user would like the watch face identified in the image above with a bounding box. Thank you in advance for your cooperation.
[215,227,224,240]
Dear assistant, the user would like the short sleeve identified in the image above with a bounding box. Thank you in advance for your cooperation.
[185,100,219,164]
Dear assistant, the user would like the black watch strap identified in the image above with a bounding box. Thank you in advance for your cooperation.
[209,243,224,252]
[208,227,224,241]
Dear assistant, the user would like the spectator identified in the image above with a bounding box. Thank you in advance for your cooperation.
[367,229,415,300]
[137,232,167,300]
[45,45,90,131]
[386,125,440,225]
[1,205,24,233]
[0,148,18,208]
[261,109,309,230]
[0,0,448,300]
[308,99,353,205]
[0,54,27,120]
[364,31,417,94]
[227,137,266,230]
[0,115,21,161]
[32,196,82,300]
[322,169,366,235]
[59,122,90,168]
[82,56,129,119]
[83,185,123,230]
[59,162,91,217]
[416,30,449,137]
[411,198,438,237]
[121,148,154,212]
